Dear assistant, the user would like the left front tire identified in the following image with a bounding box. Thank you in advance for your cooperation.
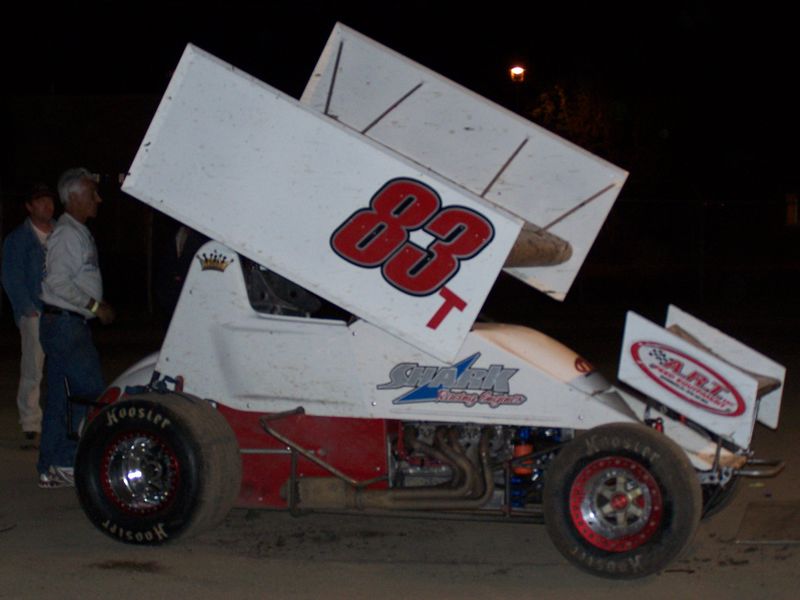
[543,423,701,579]
[75,393,241,545]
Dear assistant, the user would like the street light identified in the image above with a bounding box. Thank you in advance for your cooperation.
[508,65,527,113]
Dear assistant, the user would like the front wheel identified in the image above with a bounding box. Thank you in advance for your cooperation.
[543,423,701,579]
[75,393,241,544]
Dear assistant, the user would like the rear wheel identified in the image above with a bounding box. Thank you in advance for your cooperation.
[543,423,701,578]
[75,393,241,544]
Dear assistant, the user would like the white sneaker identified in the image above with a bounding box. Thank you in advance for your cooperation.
[38,466,74,489]
[51,466,75,486]
[38,472,68,489]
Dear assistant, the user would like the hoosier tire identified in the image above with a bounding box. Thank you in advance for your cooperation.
[75,393,241,545]
[543,423,702,579]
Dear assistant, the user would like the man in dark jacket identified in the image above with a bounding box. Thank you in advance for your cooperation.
[1,184,56,447]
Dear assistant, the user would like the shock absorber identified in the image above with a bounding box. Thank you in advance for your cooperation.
[509,427,534,508]
[512,427,534,475]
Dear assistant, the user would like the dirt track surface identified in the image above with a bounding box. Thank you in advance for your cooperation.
[1,314,799,599]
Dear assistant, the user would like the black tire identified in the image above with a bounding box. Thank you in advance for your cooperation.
[75,393,241,545]
[702,476,740,519]
[543,423,702,579]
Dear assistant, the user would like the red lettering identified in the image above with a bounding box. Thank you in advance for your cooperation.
[331,178,494,297]
[426,287,467,330]
[383,206,493,295]
[707,383,725,396]
[686,371,708,388]
[331,179,440,267]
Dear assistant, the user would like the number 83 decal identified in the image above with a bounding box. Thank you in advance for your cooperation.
[331,178,495,297]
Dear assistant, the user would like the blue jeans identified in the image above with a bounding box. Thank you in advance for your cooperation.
[37,313,105,474]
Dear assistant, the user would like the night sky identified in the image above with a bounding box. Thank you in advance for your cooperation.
[4,2,797,191]
[2,2,798,319]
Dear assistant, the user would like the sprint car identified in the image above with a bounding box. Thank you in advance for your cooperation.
[72,25,785,579]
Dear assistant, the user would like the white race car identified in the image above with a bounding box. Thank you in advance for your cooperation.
[73,25,785,579]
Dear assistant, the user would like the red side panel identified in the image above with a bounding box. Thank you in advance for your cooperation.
[216,404,390,508]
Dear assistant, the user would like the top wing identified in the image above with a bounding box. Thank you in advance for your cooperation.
[301,24,628,300]
[122,44,520,363]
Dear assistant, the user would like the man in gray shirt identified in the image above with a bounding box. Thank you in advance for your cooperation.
[38,167,115,488]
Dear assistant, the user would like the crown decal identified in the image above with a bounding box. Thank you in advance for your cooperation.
[197,250,234,272]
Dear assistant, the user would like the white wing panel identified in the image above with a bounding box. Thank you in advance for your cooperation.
[123,45,520,362]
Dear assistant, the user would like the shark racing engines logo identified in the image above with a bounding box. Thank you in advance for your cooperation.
[378,353,527,409]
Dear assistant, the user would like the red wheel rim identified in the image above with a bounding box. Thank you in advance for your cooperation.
[101,431,180,515]
[569,456,663,552]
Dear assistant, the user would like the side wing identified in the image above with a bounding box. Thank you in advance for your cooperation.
[301,23,628,300]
